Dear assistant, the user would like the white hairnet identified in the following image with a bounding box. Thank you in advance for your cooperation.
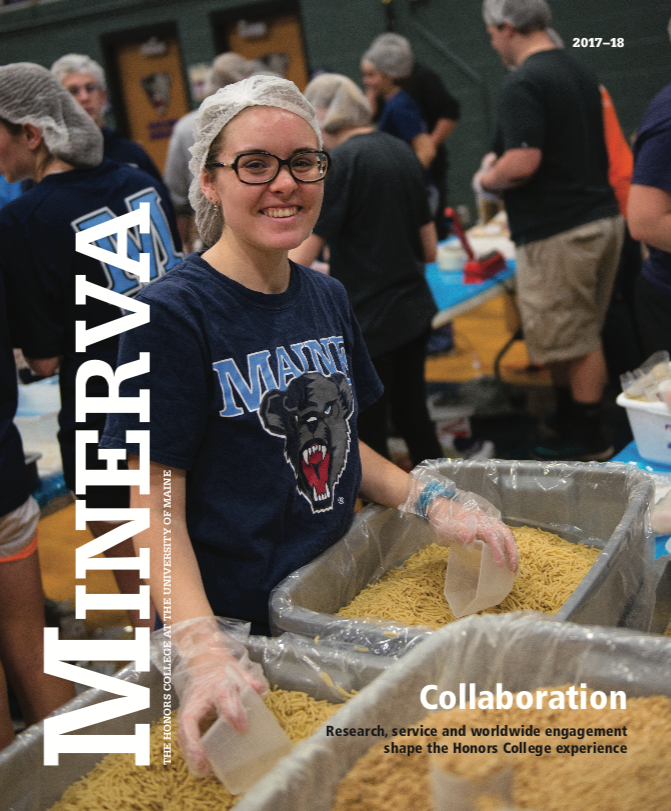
[51,53,106,91]
[362,32,414,80]
[304,73,372,134]
[0,63,103,170]
[188,74,323,247]
[203,52,253,96]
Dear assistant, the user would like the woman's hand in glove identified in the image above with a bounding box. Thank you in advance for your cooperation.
[425,493,519,572]
[163,617,268,776]
[400,470,519,573]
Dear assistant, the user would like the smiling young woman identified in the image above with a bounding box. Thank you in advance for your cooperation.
[200,105,326,292]
[100,75,517,778]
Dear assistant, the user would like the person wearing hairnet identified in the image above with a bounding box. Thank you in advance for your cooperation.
[291,73,443,469]
[51,53,162,181]
[364,33,460,240]
[163,52,252,250]
[0,63,182,629]
[100,74,518,776]
[361,34,436,173]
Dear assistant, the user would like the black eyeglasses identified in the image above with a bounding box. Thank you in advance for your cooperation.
[206,150,331,184]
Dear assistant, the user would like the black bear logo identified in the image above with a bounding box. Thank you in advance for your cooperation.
[260,372,353,512]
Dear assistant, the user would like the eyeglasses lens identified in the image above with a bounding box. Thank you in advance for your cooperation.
[237,152,328,183]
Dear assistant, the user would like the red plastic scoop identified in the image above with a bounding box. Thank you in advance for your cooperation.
[445,207,507,283]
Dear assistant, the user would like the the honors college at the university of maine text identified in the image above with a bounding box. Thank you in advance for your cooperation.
[42,204,155,766]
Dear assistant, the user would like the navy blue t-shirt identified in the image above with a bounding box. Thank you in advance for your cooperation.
[0,273,30,517]
[101,254,383,630]
[0,159,183,490]
[377,90,428,143]
[632,80,671,298]
[102,127,162,183]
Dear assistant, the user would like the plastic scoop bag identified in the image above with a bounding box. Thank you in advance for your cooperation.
[201,681,293,794]
[444,538,516,618]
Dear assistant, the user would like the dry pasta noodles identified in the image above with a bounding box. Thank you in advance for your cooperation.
[48,688,342,811]
[333,689,671,811]
[336,526,600,629]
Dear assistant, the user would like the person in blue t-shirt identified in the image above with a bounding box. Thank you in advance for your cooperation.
[628,76,671,356]
[99,75,518,778]
[0,63,182,630]
[362,34,461,238]
[360,36,436,173]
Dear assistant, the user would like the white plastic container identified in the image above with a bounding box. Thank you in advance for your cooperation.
[444,539,516,618]
[201,686,293,795]
[437,241,467,271]
[616,392,671,464]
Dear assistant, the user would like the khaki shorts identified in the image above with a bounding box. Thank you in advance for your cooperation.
[515,215,624,364]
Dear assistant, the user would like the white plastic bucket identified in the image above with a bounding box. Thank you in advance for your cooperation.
[616,392,671,464]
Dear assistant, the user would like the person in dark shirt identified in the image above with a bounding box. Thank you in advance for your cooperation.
[475,0,623,462]
[407,62,460,239]
[628,77,671,356]
[0,272,76,752]
[51,53,162,181]
[295,73,443,467]
[0,63,182,630]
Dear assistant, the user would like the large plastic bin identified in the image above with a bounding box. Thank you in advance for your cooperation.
[270,460,655,646]
[235,613,671,811]
[0,633,389,811]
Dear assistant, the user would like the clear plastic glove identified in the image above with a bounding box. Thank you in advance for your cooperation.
[399,467,519,573]
[472,171,503,204]
[155,616,268,776]
[472,152,502,204]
